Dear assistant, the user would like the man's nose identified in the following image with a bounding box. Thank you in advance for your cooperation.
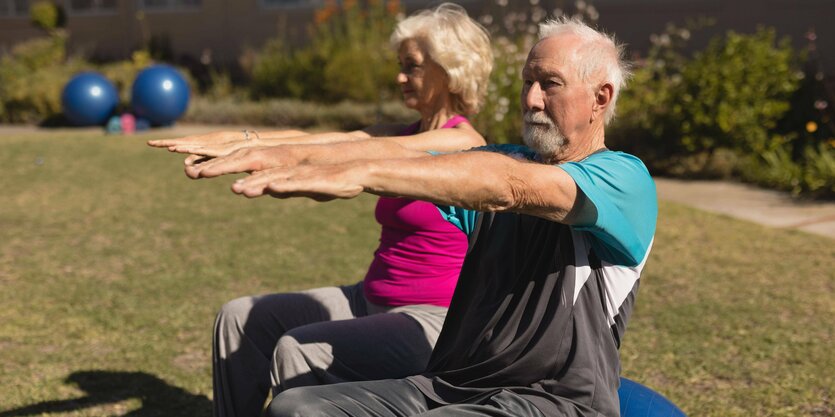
[523,82,545,111]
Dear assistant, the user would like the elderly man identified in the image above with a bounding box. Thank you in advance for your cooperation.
[183,17,656,417]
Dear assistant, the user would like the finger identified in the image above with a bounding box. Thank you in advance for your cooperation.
[148,136,199,147]
[175,145,230,158]
[184,153,231,178]
[267,178,362,201]
[170,145,207,155]
[184,154,212,167]
[264,178,314,198]
[232,170,284,196]
[267,188,338,202]
[192,156,256,179]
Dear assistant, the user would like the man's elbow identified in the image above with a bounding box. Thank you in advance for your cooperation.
[479,178,524,212]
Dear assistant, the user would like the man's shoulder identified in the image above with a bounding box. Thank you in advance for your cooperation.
[561,150,654,191]
[577,149,647,170]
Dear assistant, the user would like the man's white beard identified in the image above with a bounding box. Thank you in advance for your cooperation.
[522,111,566,157]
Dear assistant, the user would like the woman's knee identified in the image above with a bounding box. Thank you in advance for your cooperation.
[273,334,304,364]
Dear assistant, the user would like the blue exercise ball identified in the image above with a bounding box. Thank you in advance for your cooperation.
[131,64,190,126]
[619,378,687,417]
[61,72,119,126]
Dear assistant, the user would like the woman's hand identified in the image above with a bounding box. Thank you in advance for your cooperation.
[170,140,255,158]
[148,131,246,151]
[231,163,365,201]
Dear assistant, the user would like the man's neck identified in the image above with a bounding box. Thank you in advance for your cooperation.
[544,129,606,164]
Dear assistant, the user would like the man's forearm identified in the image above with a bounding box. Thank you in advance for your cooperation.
[299,139,431,166]
[355,151,581,222]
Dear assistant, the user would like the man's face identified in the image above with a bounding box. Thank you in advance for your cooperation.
[521,35,596,158]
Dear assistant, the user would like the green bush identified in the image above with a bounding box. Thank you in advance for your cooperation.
[250,0,400,103]
[29,0,64,31]
[611,23,835,198]
[678,29,799,153]
[738,143,835,198]
[613,26,799,156]
[0,33,196,124]
[99,50,153,109]
[182,97,415,131]
[473,35,530,144]
[0,32,91,123]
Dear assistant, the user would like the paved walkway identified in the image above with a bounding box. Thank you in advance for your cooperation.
[5,124,835,239]
[655,178,835,239]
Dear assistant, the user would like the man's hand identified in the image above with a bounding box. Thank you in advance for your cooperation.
[183,146,301,179]
[231,163,365,201]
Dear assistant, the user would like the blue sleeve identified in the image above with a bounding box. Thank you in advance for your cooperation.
[435,206,479,236]
[426,144,538,237]
[473,144,539,160]
[559,151,657,267]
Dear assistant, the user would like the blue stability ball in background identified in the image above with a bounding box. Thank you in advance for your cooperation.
[131,64,190,126]
[61,72,119,126]
[619,378,687,417]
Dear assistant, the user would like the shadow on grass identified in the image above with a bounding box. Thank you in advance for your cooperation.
[0,370,211,417]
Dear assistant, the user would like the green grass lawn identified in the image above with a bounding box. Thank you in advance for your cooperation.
[1,129,833,417]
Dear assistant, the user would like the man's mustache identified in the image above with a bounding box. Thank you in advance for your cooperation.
[523,111,553,126]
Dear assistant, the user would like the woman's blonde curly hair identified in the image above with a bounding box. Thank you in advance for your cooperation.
[390,3,493,115]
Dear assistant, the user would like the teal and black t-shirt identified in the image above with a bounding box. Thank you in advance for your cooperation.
[409,145,657,417]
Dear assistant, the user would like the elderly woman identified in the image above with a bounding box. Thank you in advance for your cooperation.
[150,4,492,417]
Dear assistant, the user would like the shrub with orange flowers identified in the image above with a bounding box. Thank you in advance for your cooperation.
[251,0,402,103]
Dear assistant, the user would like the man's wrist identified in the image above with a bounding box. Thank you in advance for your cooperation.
[353,159,382,194]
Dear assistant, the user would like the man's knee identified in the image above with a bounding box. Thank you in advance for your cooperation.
[215,296,253,335]
[267,387,332,417]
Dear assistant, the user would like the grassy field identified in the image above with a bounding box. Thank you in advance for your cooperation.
[0,128,833,417]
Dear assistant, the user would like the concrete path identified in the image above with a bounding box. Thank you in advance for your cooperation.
[655,178,835,239]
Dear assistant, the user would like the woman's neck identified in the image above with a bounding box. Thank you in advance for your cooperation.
[418,107,456,132]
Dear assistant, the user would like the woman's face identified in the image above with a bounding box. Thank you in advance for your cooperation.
[396,39,450,112]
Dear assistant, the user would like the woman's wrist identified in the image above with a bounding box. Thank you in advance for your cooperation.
[241,129,261,142]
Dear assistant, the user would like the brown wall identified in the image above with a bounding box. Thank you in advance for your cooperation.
[1,0,833,74]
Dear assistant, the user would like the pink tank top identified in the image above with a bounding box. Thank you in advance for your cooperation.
[362,116,470,307]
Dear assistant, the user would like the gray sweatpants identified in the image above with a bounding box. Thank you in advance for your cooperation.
[267,379,547,417]
[212,282,447,417]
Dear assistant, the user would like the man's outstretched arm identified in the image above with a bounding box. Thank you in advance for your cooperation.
[183,138,435,179]
[233,150,595,225]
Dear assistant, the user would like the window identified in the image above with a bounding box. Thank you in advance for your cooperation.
[67,0,118,15]
[0,0,28,18]
[140,0,201,11]
[258,0,321,9]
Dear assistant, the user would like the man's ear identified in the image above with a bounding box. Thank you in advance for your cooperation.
[591,83,614,122]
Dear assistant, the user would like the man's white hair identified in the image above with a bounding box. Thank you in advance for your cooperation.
[539,17,630,124]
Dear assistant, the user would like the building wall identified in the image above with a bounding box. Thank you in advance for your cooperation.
[1,0,833,75]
